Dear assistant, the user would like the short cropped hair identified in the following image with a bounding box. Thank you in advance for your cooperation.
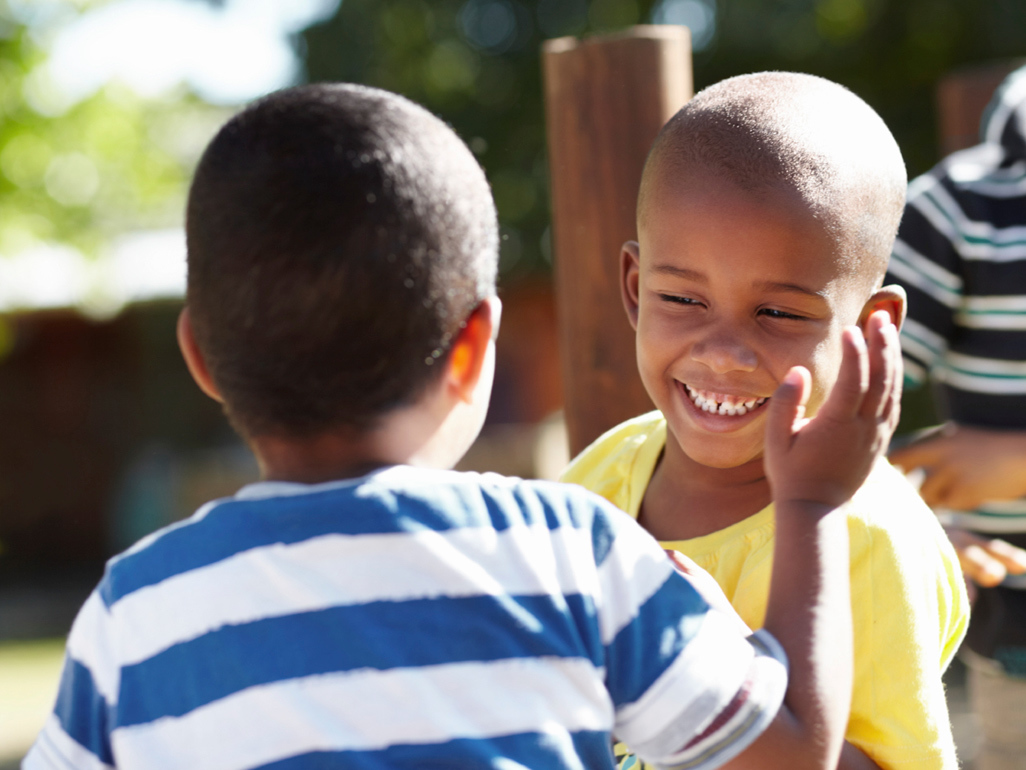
[186,84,498,438]
[641,72,906,286]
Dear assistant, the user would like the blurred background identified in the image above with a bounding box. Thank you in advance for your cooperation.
[0,0,1024,765]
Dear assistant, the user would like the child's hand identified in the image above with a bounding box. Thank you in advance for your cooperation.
[890,423,1026,510]
[763,310,901,510]
[943,526,1026,590]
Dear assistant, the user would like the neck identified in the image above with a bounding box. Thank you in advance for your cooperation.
[640,437,771,541]
[250,432,406,484]
[249,400,457,484]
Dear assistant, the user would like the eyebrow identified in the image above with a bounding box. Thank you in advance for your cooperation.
[651,264,827,299]
[754,280,827,298]
[650,264,706,281]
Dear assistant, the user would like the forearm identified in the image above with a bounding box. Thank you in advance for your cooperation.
[727,501,852,770]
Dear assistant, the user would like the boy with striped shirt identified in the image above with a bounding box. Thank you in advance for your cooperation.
[887,64,1026,769]
[26,83,900,770]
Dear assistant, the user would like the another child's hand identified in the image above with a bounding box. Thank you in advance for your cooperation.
[942,526,1026,591]
[764,310,901,510]
[890,423,1026,510]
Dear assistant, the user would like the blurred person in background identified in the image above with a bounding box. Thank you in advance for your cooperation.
[888,63,1026,770]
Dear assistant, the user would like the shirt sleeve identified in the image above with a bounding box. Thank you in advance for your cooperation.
[23,590,119,770]
[885,172,965,389]
[591,500,787,770]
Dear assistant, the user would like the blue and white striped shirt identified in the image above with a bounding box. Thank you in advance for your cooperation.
[25,466,786,770]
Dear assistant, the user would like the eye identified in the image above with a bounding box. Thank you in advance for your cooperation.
[658,293,702,307]
[759,308,807,321]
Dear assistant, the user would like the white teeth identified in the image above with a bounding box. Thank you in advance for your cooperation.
[684,384,766,416]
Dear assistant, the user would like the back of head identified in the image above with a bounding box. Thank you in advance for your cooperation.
[641,72,906,286]
[186,84,498,438]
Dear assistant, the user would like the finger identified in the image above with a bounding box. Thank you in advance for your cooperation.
[919,467,956,508]
[665,549,702,574]
[946,529,1008,585]
[944,484,990,512]
[889,424,951,468]
[889,436,944,471]
[860,311,893,419]
[765,366,809,458]
[817,326,868,423]
[983,539,1026,576]
[958,543,1008,587]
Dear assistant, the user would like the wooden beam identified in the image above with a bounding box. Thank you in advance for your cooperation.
[543,26,692,456]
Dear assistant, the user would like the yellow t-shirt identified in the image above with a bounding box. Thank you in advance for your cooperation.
[561,411,969,770]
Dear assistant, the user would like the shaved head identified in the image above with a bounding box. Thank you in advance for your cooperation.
[640,72,906,289]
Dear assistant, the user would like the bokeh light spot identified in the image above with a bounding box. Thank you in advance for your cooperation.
[459,0,518,54]
[651,0,717,51]
[45,153,100,207]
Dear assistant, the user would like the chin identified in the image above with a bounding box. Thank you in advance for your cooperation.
[674,429,765,470]
[686,448,763,470]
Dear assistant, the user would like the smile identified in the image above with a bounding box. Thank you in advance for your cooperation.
[683,384,768,416]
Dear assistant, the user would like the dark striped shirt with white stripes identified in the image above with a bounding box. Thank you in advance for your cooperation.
[886,64,1026,548]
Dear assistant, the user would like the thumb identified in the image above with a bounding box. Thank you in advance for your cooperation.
[765,366,810,457]
[888,441,940,472]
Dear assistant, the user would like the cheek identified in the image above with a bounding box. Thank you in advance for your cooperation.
[636,313,680,371]
[804,335,846,414]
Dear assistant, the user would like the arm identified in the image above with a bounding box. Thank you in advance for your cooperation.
[725,311,902,770]
[666,549,881,770]
[22,591,117,770]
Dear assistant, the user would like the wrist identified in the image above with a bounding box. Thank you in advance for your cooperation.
[774,499,845,520]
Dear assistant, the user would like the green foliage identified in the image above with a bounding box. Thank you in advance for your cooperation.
[0,1,227,259]
[302,0,1026,277]
[303,0,659,279]
[697,0,1026,177]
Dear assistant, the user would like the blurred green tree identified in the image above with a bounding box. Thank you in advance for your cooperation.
[302,0,1026,277]
[0,0,226,260]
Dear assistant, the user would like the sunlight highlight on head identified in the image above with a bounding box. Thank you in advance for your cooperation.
[639,72,906,291]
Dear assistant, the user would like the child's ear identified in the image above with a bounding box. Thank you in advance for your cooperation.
[176,308,223,403]
[620,240,642,330]
[446,295,502,403]
[858,284,907,331]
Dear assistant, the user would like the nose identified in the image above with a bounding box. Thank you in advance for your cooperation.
[690,331,758,374]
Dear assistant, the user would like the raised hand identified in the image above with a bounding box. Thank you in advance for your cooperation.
[763,310,902,510]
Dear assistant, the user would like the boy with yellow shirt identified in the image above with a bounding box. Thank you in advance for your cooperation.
[561,72,969,770]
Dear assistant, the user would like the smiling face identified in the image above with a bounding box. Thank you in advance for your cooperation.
[624,166,872,470]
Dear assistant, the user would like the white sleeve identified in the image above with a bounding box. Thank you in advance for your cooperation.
[594,505,786,769]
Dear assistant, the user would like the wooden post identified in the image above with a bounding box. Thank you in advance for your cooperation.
[543,26,692,456]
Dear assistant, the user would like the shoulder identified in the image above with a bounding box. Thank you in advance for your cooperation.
[845,459,968,634]
[99,494,235,611]
[847,458,954,547]
[378,466,633,530]
[560,411,666,514]
[845,458,966,601]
